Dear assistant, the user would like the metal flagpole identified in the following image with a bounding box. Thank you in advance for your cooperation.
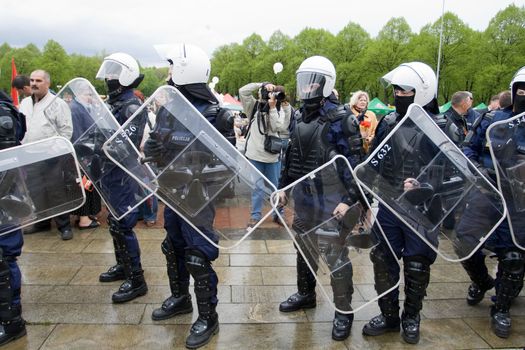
[436,0,446,87]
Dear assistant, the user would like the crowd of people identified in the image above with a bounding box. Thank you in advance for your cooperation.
[0,43,524,349]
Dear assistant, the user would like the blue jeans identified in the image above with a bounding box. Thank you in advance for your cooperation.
[249,159,281,221]
[140,196,158,222]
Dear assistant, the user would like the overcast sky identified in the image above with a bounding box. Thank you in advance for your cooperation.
[2,0,523,67]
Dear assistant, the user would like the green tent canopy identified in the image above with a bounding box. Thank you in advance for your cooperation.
[439,101,452,114]
[367,97,394,115]
[474,102,487,110]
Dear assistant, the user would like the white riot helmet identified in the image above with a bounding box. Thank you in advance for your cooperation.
[381,62,437,107]
[510,66,525,103]
[296,56,336,100]
[96,52,141,87]
[159,43,211,85]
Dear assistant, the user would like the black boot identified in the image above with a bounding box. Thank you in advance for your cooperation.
[152,238,193,320]
[491,305,511,338]
[401,257,430,344]
[186,309,219,349]
[0,305,26,346]
[362,298,400,336]
[107,218,148,303]
[99,264,125,282]
[184,250,219,349]
[112,269,148,303]
[461,253,494,306]
[467,277,494,306]
[0,254,26,346]
[100,221,127,283]
[332,312,353,341]
[279,252,317,312]
[401,311,421,344]
[330,250,354,341]
[363,246,400,336]
[152,293,193,320]
[490,250,524,338]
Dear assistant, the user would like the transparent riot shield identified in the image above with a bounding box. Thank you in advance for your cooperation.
[103,85,276,249]
[44,78,154,220]
[271,155,400,314]
[354,104,506,262]
[0,136,85,236]
[487,111,525,249]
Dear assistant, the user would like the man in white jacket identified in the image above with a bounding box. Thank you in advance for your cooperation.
[19,70,74,240]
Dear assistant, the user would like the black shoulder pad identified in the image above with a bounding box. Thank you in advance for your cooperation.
[215,106,235,133]
[202,104,221,119]
[120,98,141,119]
[484,110,496,122]
[382,112,397,127]
[326,105,348,122]
[470,110,494,131]
[341,112,360,137]
[433,113,447,131]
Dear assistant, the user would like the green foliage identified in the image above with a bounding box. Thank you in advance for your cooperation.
[1,4,523,106]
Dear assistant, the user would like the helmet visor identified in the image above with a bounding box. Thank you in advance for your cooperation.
[96,60,123,81]
[296,72,326,100]
[380,76,415,92]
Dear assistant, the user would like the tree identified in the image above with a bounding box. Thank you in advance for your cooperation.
[330,22,371,101]
[410,13,477,102]
[36,40,72,90]
[0,43,41,93]
[474,4,525,102]
[360,18,413,102]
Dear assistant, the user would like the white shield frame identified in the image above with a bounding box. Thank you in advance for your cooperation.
[487,111,525,250]
[354,104,507,262]
[103,85,276,249]
[44,78,155,220]
[272,155,401,314]
[0,136,85,236]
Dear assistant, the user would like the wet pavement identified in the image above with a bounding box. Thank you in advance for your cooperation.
[8,205,525,350]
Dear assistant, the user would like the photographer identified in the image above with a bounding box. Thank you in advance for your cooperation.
[239,82,291,227]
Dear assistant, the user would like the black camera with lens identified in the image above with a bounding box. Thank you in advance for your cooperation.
[261,85,286,101]
[270,91,286,101]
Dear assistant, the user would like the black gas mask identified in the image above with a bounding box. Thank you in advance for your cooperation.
[302,96,324,123]
[513,83,525,114]
[394,88,415,118]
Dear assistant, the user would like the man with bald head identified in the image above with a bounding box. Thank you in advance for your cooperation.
[19,70,74,240]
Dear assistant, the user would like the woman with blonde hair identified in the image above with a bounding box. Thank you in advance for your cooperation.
[348,91,378,153]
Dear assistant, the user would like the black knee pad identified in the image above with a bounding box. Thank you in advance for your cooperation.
[185,249,215,300]
[500,250,525,275]
[161,237,174,257]
[331,262,354,311]
[185,250,209,277]
[370,246,397,294]
[403,256,431,296]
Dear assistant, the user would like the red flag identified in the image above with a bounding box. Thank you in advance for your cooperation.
[10,57,19,107]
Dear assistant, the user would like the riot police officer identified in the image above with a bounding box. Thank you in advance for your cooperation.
[0,91,27,345]
[362,62,440,344]
[95,53,149,303]
[277,56,364,341]
[144,44,234,349]
[459,66,525,338]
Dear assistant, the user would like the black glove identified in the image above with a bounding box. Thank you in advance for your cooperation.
[478,166,497,185]
[472,161,496,186]
[143,138,163,159]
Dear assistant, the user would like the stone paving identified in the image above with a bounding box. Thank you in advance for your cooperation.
[6,207,525,350]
